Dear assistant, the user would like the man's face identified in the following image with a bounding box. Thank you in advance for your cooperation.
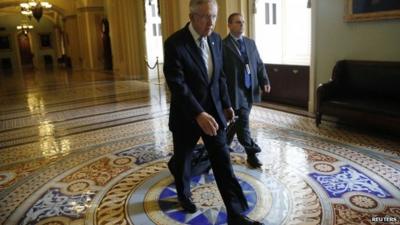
[190,3,218,37]
[228,15,245,37]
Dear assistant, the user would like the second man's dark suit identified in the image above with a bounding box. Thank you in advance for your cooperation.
[222,35,270,155]
[163,23,248,216]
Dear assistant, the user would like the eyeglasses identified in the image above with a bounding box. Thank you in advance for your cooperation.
[194,13,217,21]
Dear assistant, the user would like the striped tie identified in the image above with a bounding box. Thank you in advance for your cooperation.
[199,37,208,72]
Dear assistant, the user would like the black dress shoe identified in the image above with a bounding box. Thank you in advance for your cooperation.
[227,215,264,225]
[247,154,262,168]
[178,197,197,213]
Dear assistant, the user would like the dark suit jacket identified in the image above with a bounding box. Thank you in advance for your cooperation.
[222,35,270,109]
[163,23,231,132]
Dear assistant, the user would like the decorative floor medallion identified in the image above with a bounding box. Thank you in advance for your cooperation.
[127,164,272,225]
[92,152,326,225]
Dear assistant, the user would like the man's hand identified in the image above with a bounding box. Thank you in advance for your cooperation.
[196,112,219,136]
[263,84,271,93]
[224,107,235,123]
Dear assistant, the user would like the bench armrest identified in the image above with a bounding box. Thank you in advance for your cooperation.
[316,79,338,112]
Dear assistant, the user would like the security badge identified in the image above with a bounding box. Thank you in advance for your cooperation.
[245,64,251,75]
[231,37,251,75]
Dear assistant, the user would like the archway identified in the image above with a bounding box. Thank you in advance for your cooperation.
[17,32,34,70]
[144,0,163,81]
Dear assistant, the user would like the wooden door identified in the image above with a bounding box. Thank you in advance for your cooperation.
[18,33,34,66]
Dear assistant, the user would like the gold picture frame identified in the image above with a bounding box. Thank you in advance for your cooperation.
[345,0,400,22]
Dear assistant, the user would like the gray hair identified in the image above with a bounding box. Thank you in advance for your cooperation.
[189,0,218,13]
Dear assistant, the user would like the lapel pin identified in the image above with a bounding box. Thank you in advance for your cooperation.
[212,42,214,45]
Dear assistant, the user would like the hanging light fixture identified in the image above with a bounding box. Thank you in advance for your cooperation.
[20,4,33,17]
[20,0,52,22]
[16,23,34,35]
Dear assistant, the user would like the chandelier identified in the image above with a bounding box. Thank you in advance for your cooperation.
[20,0,52,22]
[16,23,34,35]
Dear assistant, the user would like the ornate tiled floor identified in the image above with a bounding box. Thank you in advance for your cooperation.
[0,70,399,225]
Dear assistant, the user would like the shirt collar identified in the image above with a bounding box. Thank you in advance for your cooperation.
[189,23,205,45]
[230,33,243,42]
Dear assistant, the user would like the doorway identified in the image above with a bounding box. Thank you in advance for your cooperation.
[18,32,34,70]
[144,0,163,81]
[102,18,113,71]
[253,0,311,109]
[254,0,311,65]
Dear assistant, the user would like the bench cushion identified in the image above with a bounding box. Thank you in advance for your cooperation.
[322,97,400,117]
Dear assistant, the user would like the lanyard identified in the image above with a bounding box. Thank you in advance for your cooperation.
[230,37,250,74]
[230,37,243,57]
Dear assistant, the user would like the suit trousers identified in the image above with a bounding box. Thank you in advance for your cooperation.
[169,128,249,216]
[235,105,262,155]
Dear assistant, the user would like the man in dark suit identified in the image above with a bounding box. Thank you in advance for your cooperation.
[163,1,263,224]
[222,13,271,168]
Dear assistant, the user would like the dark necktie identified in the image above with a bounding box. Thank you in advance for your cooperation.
[237,39,251,89]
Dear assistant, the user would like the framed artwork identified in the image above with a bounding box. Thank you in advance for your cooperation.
[0,35,10,50]
[345,0,400,22]
[40,34,51,48]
